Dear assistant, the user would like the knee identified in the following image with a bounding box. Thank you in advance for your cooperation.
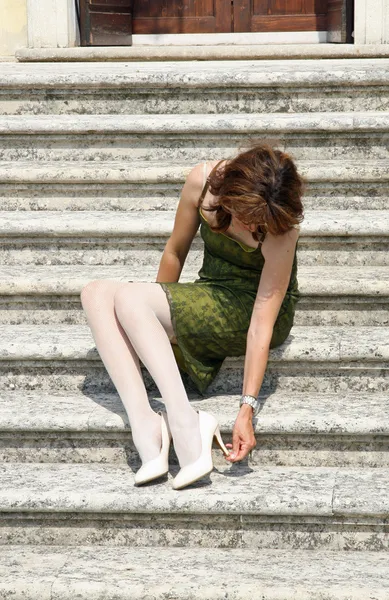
[80,279,112,311]
[113,283,142,322]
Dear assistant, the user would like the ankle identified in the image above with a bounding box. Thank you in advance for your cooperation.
[168,410,199,433]
[169,419,202,468]
[131,412,163,465]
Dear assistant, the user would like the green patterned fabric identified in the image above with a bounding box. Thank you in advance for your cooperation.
[159,207,300,395]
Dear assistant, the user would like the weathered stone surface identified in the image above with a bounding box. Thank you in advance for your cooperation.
[49,547,389,600]
[0,545,387,599]
[333,470,389,516]
[0,546,68,600]
[1,430,388,468]
[2,59,389,116]
[1,208,388,237]
[0,114,389,164]
[0,159,388,184]
[2,87,389,117]
[0,161,387,217]
[0,181,388,213]
[0,324,360,362]
[2,264,389,297]
[2,59,389,89]
[0,324,389,395]
[339,327,389,360]
[2,303,389,327]
[1,210,388,270]
[15,44,389,61]
[4,113,382,134]
[0,546,388,600]
[3,389,388,436]
[2,358,389,396]
[295,306,389,328]
[1,511,388,550]
[0,390,388,468]
[0,462,337,515]
[0,463,387,517]
[3,245,389,268]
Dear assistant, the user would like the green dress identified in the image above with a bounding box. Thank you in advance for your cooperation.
[159,187,300,396]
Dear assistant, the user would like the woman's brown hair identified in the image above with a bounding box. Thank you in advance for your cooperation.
[200,142,304,241]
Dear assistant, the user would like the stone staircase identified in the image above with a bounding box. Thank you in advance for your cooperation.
[0,58,388,598]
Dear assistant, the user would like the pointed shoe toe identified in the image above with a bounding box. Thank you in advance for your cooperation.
[134,412,171,486]
[172,456,213,490]
[134,457,168,486]
[172,410,229,491]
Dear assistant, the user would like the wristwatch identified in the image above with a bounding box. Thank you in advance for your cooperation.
[239,394,261,416]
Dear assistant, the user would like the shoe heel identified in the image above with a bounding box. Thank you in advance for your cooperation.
[213,425,230,456]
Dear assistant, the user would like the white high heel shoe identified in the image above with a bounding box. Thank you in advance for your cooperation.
[172,410,229,491]
[134,411,172,486]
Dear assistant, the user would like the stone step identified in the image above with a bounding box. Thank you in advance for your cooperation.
[1,546,388,599]
[16,43,389,61]
[0,113,389,163]
[0,160,387,212]
[3,208,386,236]
[1,390,387,468]
[2,59,389,115]
[2,264,389,327]
[1,210,388,267]
[1,324,388,394]
[0,462,387,549]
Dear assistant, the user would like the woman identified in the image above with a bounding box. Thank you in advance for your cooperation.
[81,142,304,491]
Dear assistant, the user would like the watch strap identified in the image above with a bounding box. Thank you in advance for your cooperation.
[239,394,261,416]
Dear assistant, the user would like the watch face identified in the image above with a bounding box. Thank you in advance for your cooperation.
[240,396,260,415]
[241,397,256,409]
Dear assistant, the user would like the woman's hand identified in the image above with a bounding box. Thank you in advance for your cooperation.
[225,405,256,462]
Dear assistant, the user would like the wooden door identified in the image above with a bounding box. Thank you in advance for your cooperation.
[132,0,232,34]
[79,0,355,42]
[234,1,328,32]
[80,0,133,45]
[327,0,354,42]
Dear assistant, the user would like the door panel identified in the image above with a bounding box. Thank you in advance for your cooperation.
[132,0,231,34]
[327,0,354,42]
[80,0,133,45]
[234,0,328,32]
[253,1,325,14]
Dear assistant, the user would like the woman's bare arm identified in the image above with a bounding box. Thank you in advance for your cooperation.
[242,226,299,398]
[226,227,299,462]
[156,164,203,283]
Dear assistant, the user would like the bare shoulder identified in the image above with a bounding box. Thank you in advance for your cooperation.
[181,160,221,208]
[179,163,205,210]
[184,163,203,190]
[261,226,299,261]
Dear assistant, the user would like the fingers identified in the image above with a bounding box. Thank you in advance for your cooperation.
[225,433,245,462]
[234,446,251,462]
[225,440,256,463]
[224,429,256,463]
[226,431,240,461]
[225,445,250,463]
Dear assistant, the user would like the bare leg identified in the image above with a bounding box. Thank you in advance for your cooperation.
[113,282,202,467]
[81,280,202,467]
[80,280,163,464]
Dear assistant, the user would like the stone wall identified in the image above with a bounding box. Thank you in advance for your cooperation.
[0,0,28,56]
[354,0,389,44]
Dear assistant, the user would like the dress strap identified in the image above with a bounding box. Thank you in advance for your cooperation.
[202,162,207,187]
[198,159,224,205]
[199,176,210,204]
